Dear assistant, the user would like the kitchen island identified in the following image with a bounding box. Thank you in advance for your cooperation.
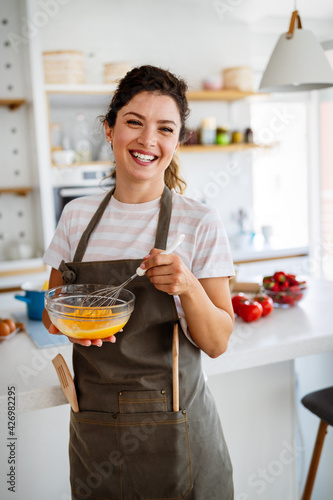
[0,279,332,499]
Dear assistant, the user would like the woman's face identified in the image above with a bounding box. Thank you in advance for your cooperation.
[105,91,181,188]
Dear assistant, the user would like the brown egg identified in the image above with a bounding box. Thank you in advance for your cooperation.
[0,321,11,337]
[3,318,16,333]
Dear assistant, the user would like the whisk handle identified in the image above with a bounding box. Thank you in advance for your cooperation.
[162,234,185,255]
[136,234,185,276]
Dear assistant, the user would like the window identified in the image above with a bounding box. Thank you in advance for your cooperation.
[250,100,309,250]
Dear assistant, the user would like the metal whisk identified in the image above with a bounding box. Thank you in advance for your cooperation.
[81,234,185,308]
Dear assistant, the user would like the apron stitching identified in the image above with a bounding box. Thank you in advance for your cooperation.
[71,491,189,500]
[71,489,113,500]
[71,418,187,427]
[119,398,166,403]
[184,419,194,491]
[115,425,123,500]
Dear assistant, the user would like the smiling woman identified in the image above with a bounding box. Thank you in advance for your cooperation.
[101,65,189,199]
[42,65,235,499]
[104,92,182,200]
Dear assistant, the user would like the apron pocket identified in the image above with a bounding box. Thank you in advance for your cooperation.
[118,389,167,413]
[70,409,193,500]
[116,410,193,499]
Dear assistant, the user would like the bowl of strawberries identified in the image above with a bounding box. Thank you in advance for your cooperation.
[262,271,307,308]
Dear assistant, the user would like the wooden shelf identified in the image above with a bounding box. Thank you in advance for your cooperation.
[0,98,26,110]
[44,86,268,102]
[0,187,33,196]
[179,143,269,153]
[51,160,112,167]
[45,84,117,94]
[187,90,267,101]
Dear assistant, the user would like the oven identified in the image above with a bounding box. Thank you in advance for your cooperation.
[52,164,115,223]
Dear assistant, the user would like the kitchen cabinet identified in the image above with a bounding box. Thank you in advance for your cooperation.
[0,0,55,280]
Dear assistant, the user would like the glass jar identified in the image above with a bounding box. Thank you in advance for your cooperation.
[216,127,231,145]
[231,130,244,144]
[200,117,216,145]
[244,127,254,143]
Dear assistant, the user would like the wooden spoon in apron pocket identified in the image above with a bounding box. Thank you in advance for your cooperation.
[52,353,79,412]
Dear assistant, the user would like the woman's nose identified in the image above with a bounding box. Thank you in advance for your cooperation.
[138,127,157,148]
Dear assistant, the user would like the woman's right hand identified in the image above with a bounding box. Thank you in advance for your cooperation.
[48,323,117,347]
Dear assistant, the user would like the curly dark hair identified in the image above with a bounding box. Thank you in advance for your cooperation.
[101,65,189,193]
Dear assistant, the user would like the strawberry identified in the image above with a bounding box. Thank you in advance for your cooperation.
[280,280,290,288]
[273,272,286,283]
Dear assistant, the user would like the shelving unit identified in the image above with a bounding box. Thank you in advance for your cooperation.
[0,98,26,110]
[45,84,116,94]
[187,89,267,101]
[44,85,270,165]
[44,86,266,101]
[0,187,32,196]
[180,143,268,153]
[0,0,54,277]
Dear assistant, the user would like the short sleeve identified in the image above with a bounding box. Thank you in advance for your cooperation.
[191,208,235,280]
[43,204,72,270]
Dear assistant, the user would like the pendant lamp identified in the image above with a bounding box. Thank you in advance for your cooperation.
[259,10,333,92]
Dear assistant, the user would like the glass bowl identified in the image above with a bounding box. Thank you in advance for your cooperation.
[261,281,307,308]
[45,284,135,339]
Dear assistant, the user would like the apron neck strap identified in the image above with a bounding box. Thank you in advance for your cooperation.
[73,187,115,262]
[154,185,172,251]
[73,185,172,262]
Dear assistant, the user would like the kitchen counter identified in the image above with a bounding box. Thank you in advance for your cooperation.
[202,278,333,375]
[0,279,332,414]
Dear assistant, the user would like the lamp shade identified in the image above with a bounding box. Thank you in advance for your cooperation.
[259,28,333,92]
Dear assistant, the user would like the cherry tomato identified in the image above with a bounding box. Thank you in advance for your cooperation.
[253,294,274,317]
[232,293,249,315]
[238,300,263,322]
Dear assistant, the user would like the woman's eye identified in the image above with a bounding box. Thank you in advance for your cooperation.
[161,127,173,133]
[127,119,141,126]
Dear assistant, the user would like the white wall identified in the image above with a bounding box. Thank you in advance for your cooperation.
[38,0,256,237]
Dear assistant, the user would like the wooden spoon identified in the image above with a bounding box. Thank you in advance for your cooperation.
[52,353,79,412]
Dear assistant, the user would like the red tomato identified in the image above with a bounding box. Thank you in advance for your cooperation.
[232,293,249,315]
[253,294,274,316]
[238,300,263,322]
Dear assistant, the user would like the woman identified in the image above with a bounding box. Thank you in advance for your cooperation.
[43,65,235,499]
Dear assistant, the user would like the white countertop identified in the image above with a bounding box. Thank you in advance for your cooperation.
[0,279,332,413]
[202,278,333,375]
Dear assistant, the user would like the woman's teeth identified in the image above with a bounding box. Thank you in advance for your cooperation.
[131,151,156,162]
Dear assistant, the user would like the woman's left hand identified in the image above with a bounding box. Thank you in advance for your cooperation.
[140,249,197,297]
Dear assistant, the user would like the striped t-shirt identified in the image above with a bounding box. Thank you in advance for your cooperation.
[43,188,234,342]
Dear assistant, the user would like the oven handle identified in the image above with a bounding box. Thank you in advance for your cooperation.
[59,187,111,197]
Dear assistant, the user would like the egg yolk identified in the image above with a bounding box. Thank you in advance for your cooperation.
[50,308,129,339]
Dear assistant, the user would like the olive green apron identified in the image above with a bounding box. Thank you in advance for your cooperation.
[59,186,233,500]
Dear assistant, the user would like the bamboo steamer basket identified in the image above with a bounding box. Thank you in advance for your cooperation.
[103,62,132,84]
[43,50,85,84]
[222,66,253,92]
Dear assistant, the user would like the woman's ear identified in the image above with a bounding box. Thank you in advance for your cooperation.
[105,121,113,144]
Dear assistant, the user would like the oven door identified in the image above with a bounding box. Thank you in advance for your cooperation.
[54,185,113,223]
